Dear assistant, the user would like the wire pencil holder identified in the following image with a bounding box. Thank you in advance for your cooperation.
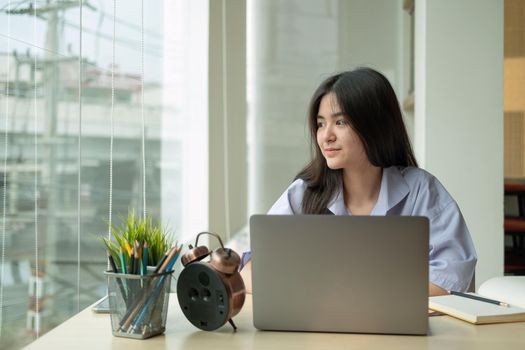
[105,269,173,339]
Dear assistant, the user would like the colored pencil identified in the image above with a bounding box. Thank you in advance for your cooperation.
[119,247,127,274]
[142,241,148,273]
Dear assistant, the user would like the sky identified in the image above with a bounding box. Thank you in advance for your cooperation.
[0,0,165,83]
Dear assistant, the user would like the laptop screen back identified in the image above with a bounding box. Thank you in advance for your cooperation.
[250,215,429,335]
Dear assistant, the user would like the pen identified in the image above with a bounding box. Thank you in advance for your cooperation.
[130,245,136,275]
[118,247,128,298]
[133,241,138,275]
[142,241,148,273]
[107,251,118,273]
[129,247,182,332]
[124,240,133,257]
[164,245,182,272]
[108,251,128,302]
[158,246,179,273]
[449,290,510,307]
[153,248,170,273]
[119,247,127,274]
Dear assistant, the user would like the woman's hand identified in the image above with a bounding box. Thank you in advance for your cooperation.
[240,260,253,294]
[429,282,448,296]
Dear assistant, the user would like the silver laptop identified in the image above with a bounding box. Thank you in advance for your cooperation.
[250,215,429,335]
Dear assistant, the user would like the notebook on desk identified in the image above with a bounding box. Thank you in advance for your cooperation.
[250,215,429,335]
[429,294,525,324]
[429,276,525,324]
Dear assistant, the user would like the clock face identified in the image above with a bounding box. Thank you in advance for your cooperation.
[177,262,230,331]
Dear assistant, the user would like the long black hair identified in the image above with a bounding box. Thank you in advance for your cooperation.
[296,67,418,214]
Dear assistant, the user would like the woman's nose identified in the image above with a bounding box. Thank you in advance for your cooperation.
[323,125,336,142]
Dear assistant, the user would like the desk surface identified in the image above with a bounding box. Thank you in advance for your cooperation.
[25,295,525,350]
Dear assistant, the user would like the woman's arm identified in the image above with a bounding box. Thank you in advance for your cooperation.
[429,282,448,296]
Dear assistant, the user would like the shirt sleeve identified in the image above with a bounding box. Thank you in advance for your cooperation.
[242,179,306,262]
[428,200,477,292]
[267,179,306,215]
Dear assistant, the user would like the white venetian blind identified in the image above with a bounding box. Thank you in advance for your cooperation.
[0,1,209,348]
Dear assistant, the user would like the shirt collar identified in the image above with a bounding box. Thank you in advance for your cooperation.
[371,167,410,215]
[326,184,348,215]
[326,167,410,215]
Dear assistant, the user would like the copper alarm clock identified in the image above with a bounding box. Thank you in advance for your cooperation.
[177,231,246,331]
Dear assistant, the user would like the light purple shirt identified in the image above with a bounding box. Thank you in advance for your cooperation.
[268,166,477,292]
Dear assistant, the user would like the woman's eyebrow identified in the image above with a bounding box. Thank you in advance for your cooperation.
[317,112,344,119]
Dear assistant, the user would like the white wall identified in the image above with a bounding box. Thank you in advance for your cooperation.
[338,0,403,94]
[209,0,247,241]
[248,0,340,214]
[415,0,504,288]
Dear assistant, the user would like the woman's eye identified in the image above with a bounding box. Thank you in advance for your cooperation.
[336,119,346,126]
[317,121,325,128]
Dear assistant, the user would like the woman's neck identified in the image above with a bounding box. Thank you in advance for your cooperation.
[342,165,383,215]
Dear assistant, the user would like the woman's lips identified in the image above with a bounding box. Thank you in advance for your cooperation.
[324,148,341,157]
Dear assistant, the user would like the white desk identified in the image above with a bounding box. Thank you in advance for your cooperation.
[25,295,525,349]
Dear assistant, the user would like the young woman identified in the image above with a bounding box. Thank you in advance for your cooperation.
[241,67,477,296]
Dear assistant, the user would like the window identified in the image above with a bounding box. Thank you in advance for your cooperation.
[0,1,208,348]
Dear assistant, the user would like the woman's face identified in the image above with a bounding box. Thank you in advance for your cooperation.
[316,92,370,171]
